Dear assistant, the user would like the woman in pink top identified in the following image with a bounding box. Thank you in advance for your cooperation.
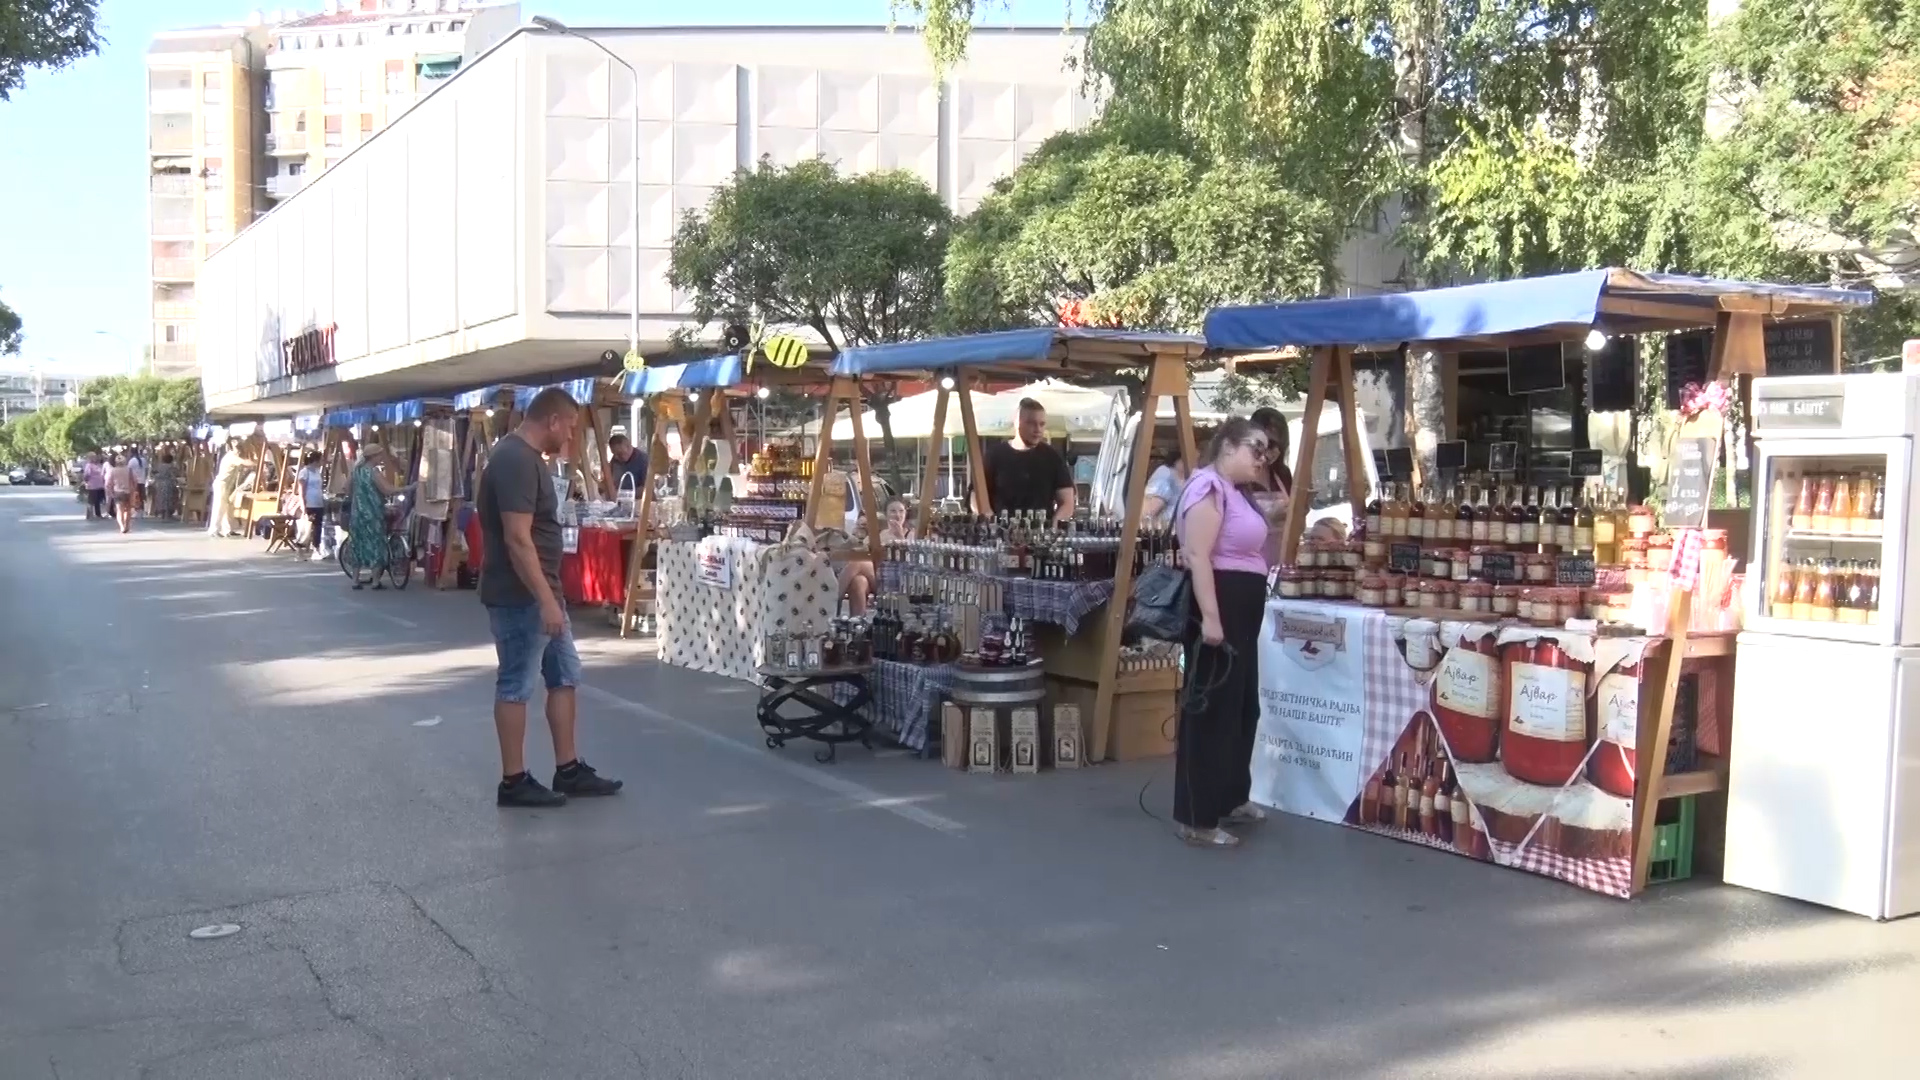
[1172,417,1276,848]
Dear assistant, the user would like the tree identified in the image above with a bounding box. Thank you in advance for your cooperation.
[40,402,109,465]
[78,375,205,444]
[0,289,20,356]
[0,0,102,101]
[8,410,53,467]
[945,116,1337,395]
[669,158,953,494]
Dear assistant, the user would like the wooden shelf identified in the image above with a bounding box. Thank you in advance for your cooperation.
[1658,755,1729,799]
[1681,632,1737,660]
[1784,530,1884,544]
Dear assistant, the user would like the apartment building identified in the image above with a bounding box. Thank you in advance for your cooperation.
[262,1,519,204]
[146,23,271,380]
[0,370,82,422]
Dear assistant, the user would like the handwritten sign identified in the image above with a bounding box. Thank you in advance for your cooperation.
[1481,551,1518,584]
[1664,436,1717,529]
[1387,542,1421,574]
[1555,554,1597,587]
[1569,448,1604,478]
[1435,440,1467,471]
[1763,319,1837,378]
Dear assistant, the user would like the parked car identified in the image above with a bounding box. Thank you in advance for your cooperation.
[8,466,56,486]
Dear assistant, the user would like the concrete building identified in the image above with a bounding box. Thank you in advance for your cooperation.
[262,1,520,204]
[0,370,83,422]
[146,22,272,379]
[196,24,1108,418]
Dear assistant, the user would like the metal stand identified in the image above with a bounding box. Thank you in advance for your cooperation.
[756,664,875,763]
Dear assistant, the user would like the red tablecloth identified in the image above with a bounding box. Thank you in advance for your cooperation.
[562,527,631,606]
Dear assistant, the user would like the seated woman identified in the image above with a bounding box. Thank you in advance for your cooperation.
[839,498,912,615]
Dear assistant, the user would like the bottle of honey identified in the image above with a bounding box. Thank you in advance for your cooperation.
[1791,473,1816,530]
[1791,558,1818,621]
[1809,560,1838,622]
[1770,560,1800,619]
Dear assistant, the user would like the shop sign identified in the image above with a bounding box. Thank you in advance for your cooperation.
[283,323,339,377]
[694,536,732,589]
[1250,602,1366,821]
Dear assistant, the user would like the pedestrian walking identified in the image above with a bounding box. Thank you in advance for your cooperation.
[477,387,622,808]
[345,444,408,588]
[127,448,147,517]
[105,453,137,534]
[149,451,180,520]
[1171,417,1275,848]
[81,452,106,521]
[295,449,329,558]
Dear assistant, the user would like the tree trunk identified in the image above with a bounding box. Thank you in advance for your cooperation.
[869,389,910,498]
[1395,12,1445,487]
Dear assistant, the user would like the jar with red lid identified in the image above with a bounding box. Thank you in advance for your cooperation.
[1431,580,1459,612]
[1342,542,1365,569]
[1435,632,1502,763]
[1325,570,1353,599]
[1553,587,1582,625]
[1628,505,1656,536]
[1520,589,1554,625]
[1357,573,1387,607]
[1502,637,1593,787]
[1588,655,1643,798]
[1647,533,1674,572]
[1582,588,1607,620]
[1492,584,1521,617]
[1363,537,1387,564]
[1523,553,1553,584]
[1423,550,1450,579]
[1458,580,1493,615]
[1294,543,1317,569]
[1313,544,1336,569]
[1621,538,1649,569]
[1700,529,1728,553]
[1274,567,1308,599]
[1449,549,1472,582]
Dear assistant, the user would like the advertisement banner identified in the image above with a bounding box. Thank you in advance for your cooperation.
[694,537,732,589]
[1251,602,1367,820]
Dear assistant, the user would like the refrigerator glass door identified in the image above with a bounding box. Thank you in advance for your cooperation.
[1746,437,1909,646]
[1727,633,1900,917]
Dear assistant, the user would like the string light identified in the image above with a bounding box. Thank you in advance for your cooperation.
[1584,328,1608,352]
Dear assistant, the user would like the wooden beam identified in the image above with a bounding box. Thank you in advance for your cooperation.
[844,377,885,565]
[618,397,677,639]
[1711,310,1767,379]
[1597,296,1715,325]
[1277,348,1332,565]
[1332,346,1370,517]
[916,385,951,536]
[958,373,991,516]
[1092,356,1169,763]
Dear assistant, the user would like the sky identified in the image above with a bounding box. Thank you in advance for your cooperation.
[0,0,1069,378]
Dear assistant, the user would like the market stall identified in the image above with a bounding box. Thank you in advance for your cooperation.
[1203,268,1872,896]
[822,328,1208,761]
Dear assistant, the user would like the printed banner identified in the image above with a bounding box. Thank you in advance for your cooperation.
[694,536,733,589]
[1251,602,1367,820]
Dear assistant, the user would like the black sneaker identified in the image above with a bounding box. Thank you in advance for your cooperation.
[497,773,567,808]
[552,760,623,798]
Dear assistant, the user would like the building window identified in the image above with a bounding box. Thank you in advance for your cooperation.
[360,112,375,135]
[201,71,224,103]
[288,161,306,176]
[295,112,307,132]
[324,115,343,148]
[202,156,225,189]
[324,71,346,105]
[385,59,406,94]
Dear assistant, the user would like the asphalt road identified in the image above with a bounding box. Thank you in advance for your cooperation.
[0,485,1914,1080]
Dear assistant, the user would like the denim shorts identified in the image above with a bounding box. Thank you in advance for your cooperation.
[486,603,582,704]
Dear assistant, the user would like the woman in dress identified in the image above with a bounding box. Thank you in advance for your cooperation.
[346,444,410,589]
[1247,407,1296,567]
[105,453,137,534]
[149,451,180,520]
[1171,418,1275,848]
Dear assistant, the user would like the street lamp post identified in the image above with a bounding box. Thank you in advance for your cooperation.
[530,16,641,369]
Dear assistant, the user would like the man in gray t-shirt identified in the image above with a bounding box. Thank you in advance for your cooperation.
[477,387,623,808]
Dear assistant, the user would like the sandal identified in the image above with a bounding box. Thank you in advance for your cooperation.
[1177,825,1241,848]
[1224,802,1269,826]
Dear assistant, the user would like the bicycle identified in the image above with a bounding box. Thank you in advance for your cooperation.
[337,495,414,591]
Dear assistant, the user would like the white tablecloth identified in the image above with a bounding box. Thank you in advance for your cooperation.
[656,537,840,684]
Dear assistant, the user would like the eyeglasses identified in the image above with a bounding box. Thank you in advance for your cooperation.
[1243,440,1273,459]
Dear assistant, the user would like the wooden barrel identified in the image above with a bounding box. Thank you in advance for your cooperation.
[948,662,1046,707]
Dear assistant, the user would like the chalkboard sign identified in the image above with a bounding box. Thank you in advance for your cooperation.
[1435,440,1467,471]
[1588,336,1638,412]
[1388,542,1422,574]
[1372,448,1393,479]
[1764,319,1837,378]
[1665,436,1717,529]
[1481,551,1519,584]
[1665,330,1712,409]
[1507,342,1569,395]
[1569,449,1604,478]
[1489,442,1519,473]
[1555,554,1597,587]
[1385,447,1414,481]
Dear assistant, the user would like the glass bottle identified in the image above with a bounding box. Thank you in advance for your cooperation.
[1865,560,1882,623]
[1531,486,1554,554]
[1504,485,1528,548]
[1365,484,1383,539]
[1770,558,1799,619]
[1811,474,1838,533]
[1809,560,1838,623]
[1467,483,1489,544]
[1790,472,1817,531]
[1555,485,1578,553]
[1408,485,1428,545]
[1868,475,1886,537]
[1848,472,1875,535]
[1791,558,1818,622]
[1436,484,1459,543]
[1831,473,1854,537]
[1573,487,1595,555]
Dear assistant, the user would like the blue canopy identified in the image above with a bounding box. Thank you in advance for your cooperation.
[453,385,513,411]
[512,378,599,412]
[1203,269,1874,352]
[831,328,1206,377]
[292,414,323,433]
[619,354,744,396]
[322,407,374,429]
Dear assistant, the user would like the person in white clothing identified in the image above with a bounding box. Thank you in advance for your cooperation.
[295,449,330,558]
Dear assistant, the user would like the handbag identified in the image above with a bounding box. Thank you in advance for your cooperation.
[1124,561,1191,643]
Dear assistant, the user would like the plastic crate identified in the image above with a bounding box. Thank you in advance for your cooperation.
[1647,795,1697,885]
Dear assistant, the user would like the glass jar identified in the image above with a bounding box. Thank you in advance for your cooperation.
[1275,567,1307,599]
[1554,587,1582,625]
[1589,656,1644,798]
[1459,581,1493,615]
[1700,529,1728,554]
[1434,631,1502,762]
[1423,550,1450,579]
[1524,553,1553,584]
[1628,504,1656,536]
[1342,542,1365,569]
[1358,574,1387,607]
[1449,549,1472,583]
[1313,544,1336,569]
[1502,637,1593,787]
[1294,543,1317,569]
[1621,538,1649,570]
[1431,580,1459,612]
[1363,536,1387,564]
[1647,534,1674,572]
[1492,585,1521,617]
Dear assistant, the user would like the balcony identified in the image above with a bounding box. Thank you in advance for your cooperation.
[266,131,307,154]
[149,132,193,154]
[152,300,196,321]
[151,216,194,238]
[150,173,194,195]
[265,174,308,199]
[152,343,198,376]
[148,88,194,112]
[152,258,196,281]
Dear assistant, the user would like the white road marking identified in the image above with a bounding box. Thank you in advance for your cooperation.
[577,684,967,837]
[413,716,443,727]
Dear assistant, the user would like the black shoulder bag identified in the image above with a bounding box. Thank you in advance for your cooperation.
[1122,476,1194,644]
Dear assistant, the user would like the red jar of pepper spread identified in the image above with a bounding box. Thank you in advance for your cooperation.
[1433,634,1502,763]
[1588,656,1642,798]
[1501,637,1592,787]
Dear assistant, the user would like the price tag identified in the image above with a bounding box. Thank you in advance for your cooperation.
[1387,542,1421,574]
[1554,554,1596,587]
[1489,442,1519,474]
[1569,449,1603,478]
[1480,551,1518,583]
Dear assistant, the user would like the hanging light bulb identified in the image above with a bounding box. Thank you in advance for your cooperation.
[413,419,423,428]
[939,374,956,391]
[1584,328,1608,352]
[755,385,771,400]
[485,408,495,418]
[371,424,381,433]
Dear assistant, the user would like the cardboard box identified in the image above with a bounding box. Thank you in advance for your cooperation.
[940,702,967,770]
[1052,704,1083,770]
[967,707,998,774]
[1010,707,1039,774]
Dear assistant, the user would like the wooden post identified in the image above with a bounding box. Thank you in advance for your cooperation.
[242,432,270,535]
[1331,346,1370,515]
[843,377,885,564]
[1090,351,1189,763]
[957,373,991,516]
[618,396,682,638]
[916,385,951,536]
[1277,348,1333,565]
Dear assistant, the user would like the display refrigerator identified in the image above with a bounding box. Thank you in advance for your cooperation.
[1725,372,1920,919]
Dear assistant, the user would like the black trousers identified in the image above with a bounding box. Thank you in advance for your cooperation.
[1173,569,1267,829]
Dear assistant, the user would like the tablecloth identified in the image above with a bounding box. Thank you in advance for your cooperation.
[656,537,839,684]
[832,659,957,753]
[878,563,1117,635]
[561,526,631,606]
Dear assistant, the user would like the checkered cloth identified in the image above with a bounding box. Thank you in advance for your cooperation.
[1488,838,1633,899]
[877,562,1116,634]
[830,658,956,752]
[1668,528,1705,591]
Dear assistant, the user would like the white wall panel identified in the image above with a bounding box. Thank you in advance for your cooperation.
[817,130,878,174]
[457,51,518,328]
[303,190,334,335]
[408,96,458,341]
[545,116,609,182]
[879,74,937,136]
[627,61,673,121]
[637,248,673,314]
[673,63,737,124]
[278,204,304,343]
[757,126,818,167]
[332,160,369,362]
[956,138,1018,203]
[758,66,818,129]
[363,137,409,353]
[957,80,1016,140]
[251,226,278,385]
[673,124,738,186]
[546,182,610,247]
[878,134,938,187]
[545,246,608,312]
[1014,84,1072,144]
[818,70,878,132]
[545,53,609,118]
[610,183,677,248]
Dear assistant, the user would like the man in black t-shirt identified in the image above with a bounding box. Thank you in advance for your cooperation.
[978,398,1075,519]
[478,387,623,808]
